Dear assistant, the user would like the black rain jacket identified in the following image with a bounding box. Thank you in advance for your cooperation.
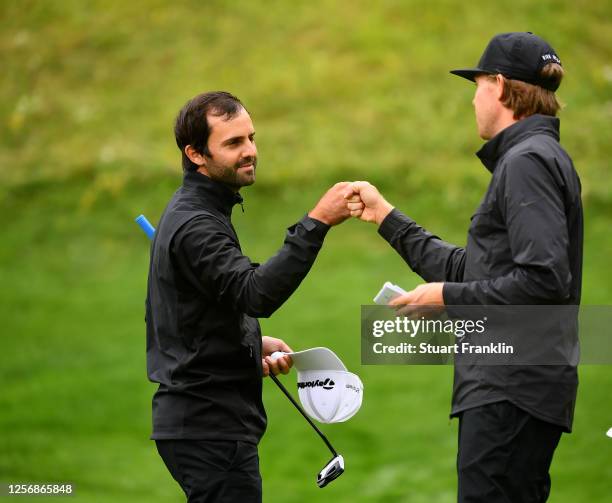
[378,115,583,431]
[146,171,329,442]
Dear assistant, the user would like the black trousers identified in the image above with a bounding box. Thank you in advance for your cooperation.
[155,439,261,503]
[457,401,563,503]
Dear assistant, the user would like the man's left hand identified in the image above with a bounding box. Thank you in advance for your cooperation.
[262,336,293,377]
[389,283,445,316]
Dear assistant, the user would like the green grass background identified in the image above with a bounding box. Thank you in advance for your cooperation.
[1,0,611,501]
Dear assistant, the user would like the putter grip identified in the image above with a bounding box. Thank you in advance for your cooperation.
[135,214,156,240]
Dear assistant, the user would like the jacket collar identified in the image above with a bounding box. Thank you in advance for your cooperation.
[182,170,244,216]
[476,114,560,173]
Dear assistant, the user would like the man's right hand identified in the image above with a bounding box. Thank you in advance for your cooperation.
[344,181,394,225]
[308,182,352,226]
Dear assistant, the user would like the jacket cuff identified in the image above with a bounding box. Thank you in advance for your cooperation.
[298,214,330,240]
[378,208,413,243]
[443,282,464,306]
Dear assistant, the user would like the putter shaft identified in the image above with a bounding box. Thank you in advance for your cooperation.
[269,373,338,457]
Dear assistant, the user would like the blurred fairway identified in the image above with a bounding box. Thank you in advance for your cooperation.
[1,1,611,501]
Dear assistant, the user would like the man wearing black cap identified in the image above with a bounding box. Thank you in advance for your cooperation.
[347,32,582,502]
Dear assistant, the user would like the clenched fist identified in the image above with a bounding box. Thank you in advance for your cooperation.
[344,181,394,225]
[309,182,352,226]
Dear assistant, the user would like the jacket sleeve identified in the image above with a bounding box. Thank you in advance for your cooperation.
[443,153,572,305]
[172,214,330,318]
[378,209,466,283]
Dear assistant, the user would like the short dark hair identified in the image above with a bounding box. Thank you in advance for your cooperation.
[487,63,564,119]
[174,91,246,172]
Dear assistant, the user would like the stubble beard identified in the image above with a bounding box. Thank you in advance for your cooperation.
[207,157,257,190]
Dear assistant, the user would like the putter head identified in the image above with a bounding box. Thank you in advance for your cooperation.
[317,454,344,488]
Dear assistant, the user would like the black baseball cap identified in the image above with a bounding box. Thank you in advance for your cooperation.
[450,32,562,91]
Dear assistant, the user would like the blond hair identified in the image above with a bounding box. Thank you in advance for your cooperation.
[487,63,564,119]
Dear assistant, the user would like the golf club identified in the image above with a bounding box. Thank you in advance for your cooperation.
[269,373,344,488]
[135,214,344,488]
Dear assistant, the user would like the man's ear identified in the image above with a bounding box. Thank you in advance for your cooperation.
[184,145,207,167]
[495,74,506,100]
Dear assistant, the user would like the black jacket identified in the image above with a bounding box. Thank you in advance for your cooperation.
[146,171,329,442]
[379,115,583,431]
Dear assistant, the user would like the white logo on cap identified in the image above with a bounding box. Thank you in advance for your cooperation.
[542,53,561,64]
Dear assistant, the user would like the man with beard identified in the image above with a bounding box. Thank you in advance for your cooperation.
[146,91,351,502]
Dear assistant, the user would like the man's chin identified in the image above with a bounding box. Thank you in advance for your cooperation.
[237,169,256,187]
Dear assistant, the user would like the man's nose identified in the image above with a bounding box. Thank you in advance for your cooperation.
[243,139,257,158]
